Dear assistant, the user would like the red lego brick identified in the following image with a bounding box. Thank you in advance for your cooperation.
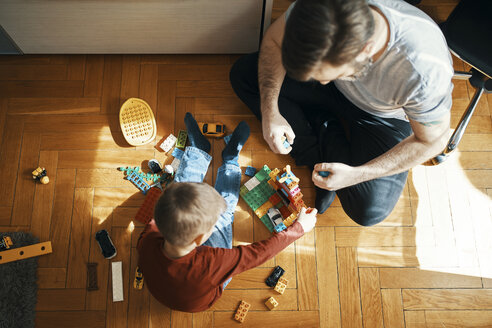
[135,187,162,224]
[279,205,291,219]
[269,193,282,206]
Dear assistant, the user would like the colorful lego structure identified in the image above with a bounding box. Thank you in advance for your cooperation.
[234,300,251,323]
[159,134,177,152]
[240,164,306,233]
[244,166,256,177]
[176,130,188,149]
[265,297,279,310]
[274,277,288,295]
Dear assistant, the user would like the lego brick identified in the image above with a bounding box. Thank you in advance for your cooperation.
[159,134,177,152]
[135,187,162,224]
[254,201,273,218]
[275,201,284,209]
[274,222,287,233]
[254,166,271,182]
[234,300,251,323]
[171,147,184,160]
[267,178,279,190]
[176,130,188,149]
[269,167,280,180]
[265,296,279,310]
[283,212,298,227]
[269,193,282,206]
[279,205,291,219]
[242,189,268,211]
[259,214,274,233]
[239,185,249,197]
[290,186,301,197]
[283,139,290,149]
[319,171,330,177]
[171,158,181,172]
[274,277,288,294]
[244,166,257,177]
[244,176,261,191]
[0,241,52,264]
[112,261,124,302]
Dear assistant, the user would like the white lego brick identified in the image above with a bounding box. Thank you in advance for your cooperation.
[160,134,177,152]
[171,158,181,172]
[164,164,174,174]
[112,261,124,302]
[244,176,260,191]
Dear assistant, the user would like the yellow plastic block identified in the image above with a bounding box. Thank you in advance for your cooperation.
[234,300,251,323]
[274,277,288,294]
[269,168,280,180]
[265,296,279,310]
[255,201,273,218]
[283,212,298,227]
[267,178,279,190]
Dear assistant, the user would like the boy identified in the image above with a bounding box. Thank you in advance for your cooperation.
[137,113,318,312]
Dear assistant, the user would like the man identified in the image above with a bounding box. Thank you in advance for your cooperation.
[230,0,453,226]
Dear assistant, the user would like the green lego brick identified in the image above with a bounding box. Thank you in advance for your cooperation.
[254,165,271,182]
[176,130,188,149]
[259,214,274,233]
[242,189,269,211]
[252,180,276,199]
[239,185,249,197]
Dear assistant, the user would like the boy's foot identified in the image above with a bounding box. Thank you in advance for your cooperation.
[315,187,336,214]
[222,121,250,163]
[184,112,211,153]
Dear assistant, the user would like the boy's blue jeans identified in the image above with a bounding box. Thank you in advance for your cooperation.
[174,146,241,288]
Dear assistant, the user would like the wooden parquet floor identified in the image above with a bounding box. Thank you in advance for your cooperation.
[1,2,492,328]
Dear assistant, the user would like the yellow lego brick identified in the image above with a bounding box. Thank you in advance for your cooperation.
[267,178,279,190]
[283,212,298,227]
[269,168,280,180]
[255,201,273,218]
[287,180,298,190]
[274,277,288,294]
[234,300,251,323]
[265,296,279,310]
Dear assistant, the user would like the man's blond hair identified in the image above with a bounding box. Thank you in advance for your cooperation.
[154,182,227,246]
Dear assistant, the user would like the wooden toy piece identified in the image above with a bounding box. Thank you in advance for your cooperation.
[32,167,49,184]
[87,262,99,291]
[112,261,124,302]
[0,236,13,251]
[274,277,288,294]
[265,296,279,310]
[234,300,251,323]
[0,241,52,264]
[159,134,177,152]
[119,97,156,146]
[134,266,144,290]
[176,130,188,148]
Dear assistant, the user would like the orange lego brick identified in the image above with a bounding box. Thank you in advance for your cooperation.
[234,300,251,323]
[265,296,279,310]
[269,193,282,206]
[278,205,291,219]
[135,187,162,224]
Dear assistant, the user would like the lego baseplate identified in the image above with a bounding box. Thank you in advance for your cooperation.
[119,98,156,146]
[240,165,306,233]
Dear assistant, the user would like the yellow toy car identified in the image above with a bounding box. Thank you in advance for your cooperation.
[198,122,226,138]
[134,266,144,289]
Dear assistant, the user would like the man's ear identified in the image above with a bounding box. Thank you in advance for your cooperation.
[355,41,374,62]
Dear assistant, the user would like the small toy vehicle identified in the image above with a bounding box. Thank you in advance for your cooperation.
[267,208,284,228]
[134,266,144,289]
[265,265,285,287]
[0,236,13,251]
[95,230,117,259]
[148,159,162,174]
[32,167,49,184]
[198,122,226,138]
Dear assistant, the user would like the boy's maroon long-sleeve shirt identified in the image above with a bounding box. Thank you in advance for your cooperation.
[137,219,304,312]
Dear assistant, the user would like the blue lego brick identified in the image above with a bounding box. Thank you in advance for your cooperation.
[245,166,256,177]
[254,165,271,182]
[172,147,184,160]
[259,214,274,233]
[319,171,330,177]
[126,172,151,194]
[274,222,287,233]
[283,140,290,148]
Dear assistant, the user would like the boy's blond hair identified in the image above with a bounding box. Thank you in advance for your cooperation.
[154,182,227,246]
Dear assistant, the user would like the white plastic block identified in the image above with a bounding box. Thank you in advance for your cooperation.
[244,176,260,191]
[112,261,124,302]
[164,164,174,174]
[160,134,177,152]
[171,158,181,172]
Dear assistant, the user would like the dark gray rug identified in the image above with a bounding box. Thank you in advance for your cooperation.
[0,232,38,328]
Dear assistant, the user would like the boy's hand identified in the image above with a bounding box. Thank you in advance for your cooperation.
[296,207,318,233]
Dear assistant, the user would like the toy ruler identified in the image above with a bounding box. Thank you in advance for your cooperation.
[0,241,52,264]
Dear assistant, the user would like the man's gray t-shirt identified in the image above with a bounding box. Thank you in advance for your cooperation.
[285,0,454,122]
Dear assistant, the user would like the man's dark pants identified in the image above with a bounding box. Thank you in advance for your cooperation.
[229,52,413,226]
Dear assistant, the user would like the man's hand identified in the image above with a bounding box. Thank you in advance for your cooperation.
[296,207,318,233]
[312,162,364,191]
[262,109,295,154]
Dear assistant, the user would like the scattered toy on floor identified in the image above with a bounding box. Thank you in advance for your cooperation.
[234,300,251,323]
[95,229,117,259]
[148,159,162,173]
[159,134,177,152]
[134,266,144,289]
[0,241,52,264]
[274,277,288,294]
[176,130,188,149]
[119,97,156,146]
[32,167,49,184]
[245,166,257,177]
[265,296,279,310]
[87,262,99,291]
[0,236,13,251]
[198,122,226,138]
[112,261,124,302]
[135,187,162,224]
[265,266,285,287]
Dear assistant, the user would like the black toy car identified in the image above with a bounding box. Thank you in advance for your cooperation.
[265,265,285,287]
[95,229,117,259]
[148,159,162,174]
